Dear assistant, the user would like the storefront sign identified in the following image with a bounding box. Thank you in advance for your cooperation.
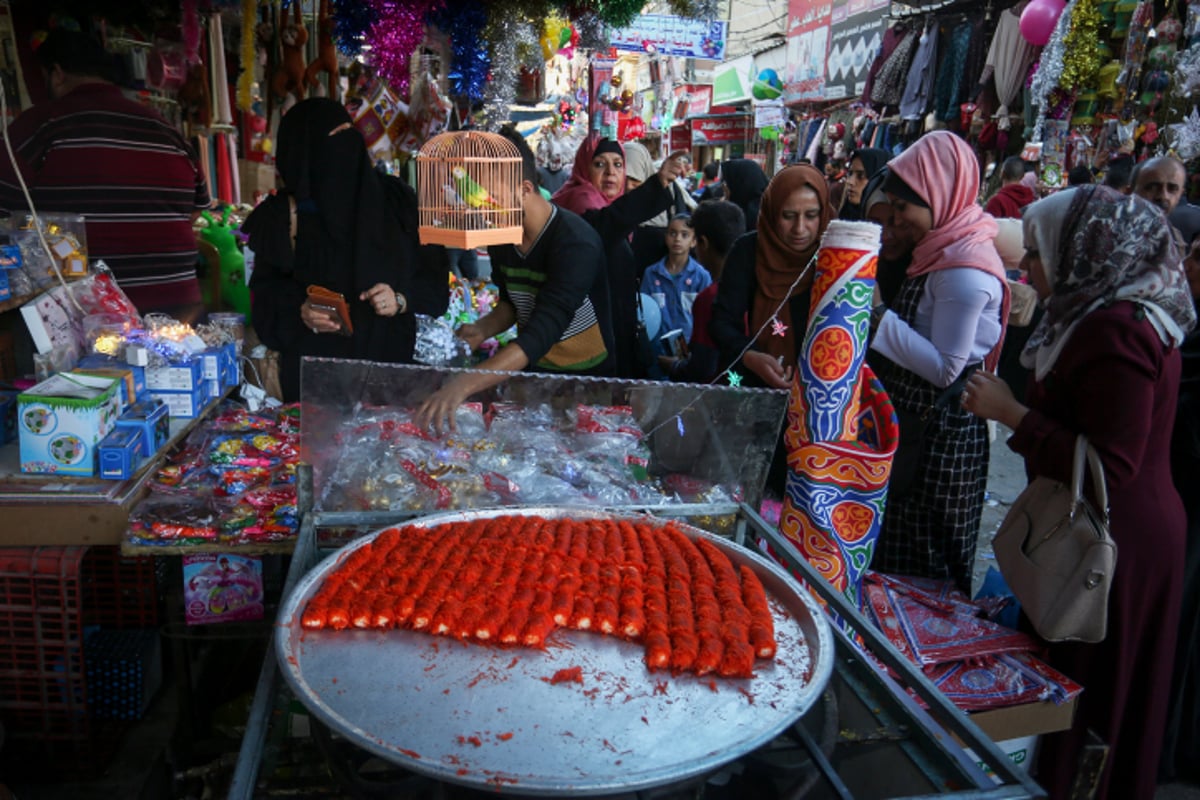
[822,0,888,100]
[784,0,833,102]
[610,15,727,60]
[684,84,712,117]
[712,55,755,106]
[692,115,750,145]
[754,100,786,128]
[670,125,692,152]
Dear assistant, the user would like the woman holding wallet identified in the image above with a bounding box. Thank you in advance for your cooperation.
[242,98,448,401]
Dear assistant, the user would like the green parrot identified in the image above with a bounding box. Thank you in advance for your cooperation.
[451,166,502,210]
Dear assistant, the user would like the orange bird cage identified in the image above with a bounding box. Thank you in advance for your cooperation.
[416,131,524,248]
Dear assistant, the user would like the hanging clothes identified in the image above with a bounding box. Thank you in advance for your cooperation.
[981,8,1038,129]
[932,19,973,123]
[871,28,921,108]
[900,20,941,121]
[862,23,909,105]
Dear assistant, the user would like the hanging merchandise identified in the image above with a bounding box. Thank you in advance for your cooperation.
[1029,0,1073,142]
[237,0,256,111]
[270,2,309,105]
[428,0,491,100]
[899,20,940,122]
[304,0,341,100]
[982,5,1038,130]
[932,18,974,123]
[1115,1,1154,100]
[1020,0,1067,45]
[870,27,920,109]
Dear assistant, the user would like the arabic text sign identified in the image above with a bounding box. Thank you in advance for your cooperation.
[692,115,750,144]
[610,15,728,60]
[784,0,833,102]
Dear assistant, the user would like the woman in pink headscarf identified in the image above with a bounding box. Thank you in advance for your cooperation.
[865,130,1010,592]
[554,134,688,378]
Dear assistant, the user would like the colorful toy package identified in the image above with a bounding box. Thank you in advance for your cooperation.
[182,553,264,625]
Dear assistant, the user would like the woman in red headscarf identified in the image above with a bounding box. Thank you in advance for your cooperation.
[710,163,832,390]
[866,130,1010,593]
[554,135,688,378]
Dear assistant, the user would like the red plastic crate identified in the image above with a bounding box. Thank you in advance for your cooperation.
[0,545,159,776]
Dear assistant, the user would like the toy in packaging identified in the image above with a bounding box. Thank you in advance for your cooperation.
[183,553,264,625]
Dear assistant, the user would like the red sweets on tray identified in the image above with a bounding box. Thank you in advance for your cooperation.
[301,515,777,678]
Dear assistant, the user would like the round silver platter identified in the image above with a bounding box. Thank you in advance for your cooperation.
[276,507,834,796]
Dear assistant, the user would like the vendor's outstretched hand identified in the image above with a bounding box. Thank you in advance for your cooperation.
[414,377,473,437]
[743,350,793,390]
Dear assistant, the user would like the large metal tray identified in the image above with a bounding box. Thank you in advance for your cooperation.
[276,507,834,796]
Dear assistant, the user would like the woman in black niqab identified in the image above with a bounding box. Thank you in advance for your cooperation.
[243,98,448,401]
[719,159,769,231]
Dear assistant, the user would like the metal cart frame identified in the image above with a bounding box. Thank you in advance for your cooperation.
[228,470,1047,799]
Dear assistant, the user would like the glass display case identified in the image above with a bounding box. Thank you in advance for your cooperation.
[300,358,789,515]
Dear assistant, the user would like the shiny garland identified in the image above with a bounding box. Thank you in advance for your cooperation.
[1030,0,1073,142]
[574,12,608,51]
[429,0,491,100]
[237,0,256,111]
[1060,0,1102,89]
[333,0,379,55]
[481,16,538,130]
[366,0,445,95]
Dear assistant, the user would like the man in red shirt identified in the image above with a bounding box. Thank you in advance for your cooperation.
[0,29,211,321]
[983,156,1035,219]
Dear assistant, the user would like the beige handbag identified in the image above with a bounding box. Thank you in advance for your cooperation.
[992,436,1116,643]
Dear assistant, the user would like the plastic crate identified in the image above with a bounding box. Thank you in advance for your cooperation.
[0,546,159,776]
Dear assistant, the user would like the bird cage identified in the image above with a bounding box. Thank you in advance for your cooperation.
[416,131,524,248]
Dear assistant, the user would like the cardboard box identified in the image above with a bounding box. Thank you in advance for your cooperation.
[962,734,1040,783]
[145,359,204,392]
[969,695,1078,742]
[183,553,264,625]
[150,386,206,419]
[0,390,17,444]
[75,367,136,411]
[97,427,143,480]
[18,372,120,475]
[115,400,169,457]
[77,354,147,398]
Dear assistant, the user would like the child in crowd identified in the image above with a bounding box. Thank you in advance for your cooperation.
[641,214,712,358]
[659,201,747,383]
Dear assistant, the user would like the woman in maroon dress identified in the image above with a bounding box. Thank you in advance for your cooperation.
[963,185,1196,799]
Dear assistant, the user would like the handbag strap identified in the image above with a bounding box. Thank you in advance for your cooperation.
[1069,436,1110,523]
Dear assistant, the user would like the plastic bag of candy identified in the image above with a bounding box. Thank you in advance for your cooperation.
[128,495,222,545]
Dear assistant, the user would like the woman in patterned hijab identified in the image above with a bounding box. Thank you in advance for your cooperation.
[1020,184,1195,380]
[963,184,1195,800]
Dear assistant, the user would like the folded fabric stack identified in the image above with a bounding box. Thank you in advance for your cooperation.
[862,571,1082,711]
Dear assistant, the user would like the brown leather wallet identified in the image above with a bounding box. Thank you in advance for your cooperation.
[306,285,354,336]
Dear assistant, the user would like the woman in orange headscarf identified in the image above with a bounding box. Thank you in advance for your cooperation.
[710,164,832,389]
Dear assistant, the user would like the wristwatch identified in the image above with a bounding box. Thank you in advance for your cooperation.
[395,292,407,314]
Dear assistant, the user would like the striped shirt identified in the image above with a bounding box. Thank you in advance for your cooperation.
[0,83,210,311]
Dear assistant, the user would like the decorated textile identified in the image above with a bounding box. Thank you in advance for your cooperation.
[779,221,899,611]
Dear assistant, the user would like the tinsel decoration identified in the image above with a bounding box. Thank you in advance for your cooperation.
[332,0,379,55]
[429,0,491,100]
[1030,0,1073,142]
[1059,0,1102,90]
[574,13,608,52]
[182,0,201,65]
[1176,44,1200,97]
[480,16,532,130]
[237,0,256,111]
[666,0,720,21]
[1170,106,1200,160]
[366,0,444,96]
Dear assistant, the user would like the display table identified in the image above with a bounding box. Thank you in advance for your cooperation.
[0,392,228,547]
[227,495,1048,799]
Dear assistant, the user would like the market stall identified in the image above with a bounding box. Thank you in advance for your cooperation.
[218,359,1054,799]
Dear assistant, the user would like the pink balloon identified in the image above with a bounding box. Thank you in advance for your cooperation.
[1020,0,1065,46]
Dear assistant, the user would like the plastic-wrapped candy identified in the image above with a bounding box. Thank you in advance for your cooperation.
[413,313,474,366]
[128,495,222,544]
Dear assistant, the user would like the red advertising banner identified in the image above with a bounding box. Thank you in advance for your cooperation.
[691,115,750,145]
[670,125,692,152]
[784,0,832,103]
